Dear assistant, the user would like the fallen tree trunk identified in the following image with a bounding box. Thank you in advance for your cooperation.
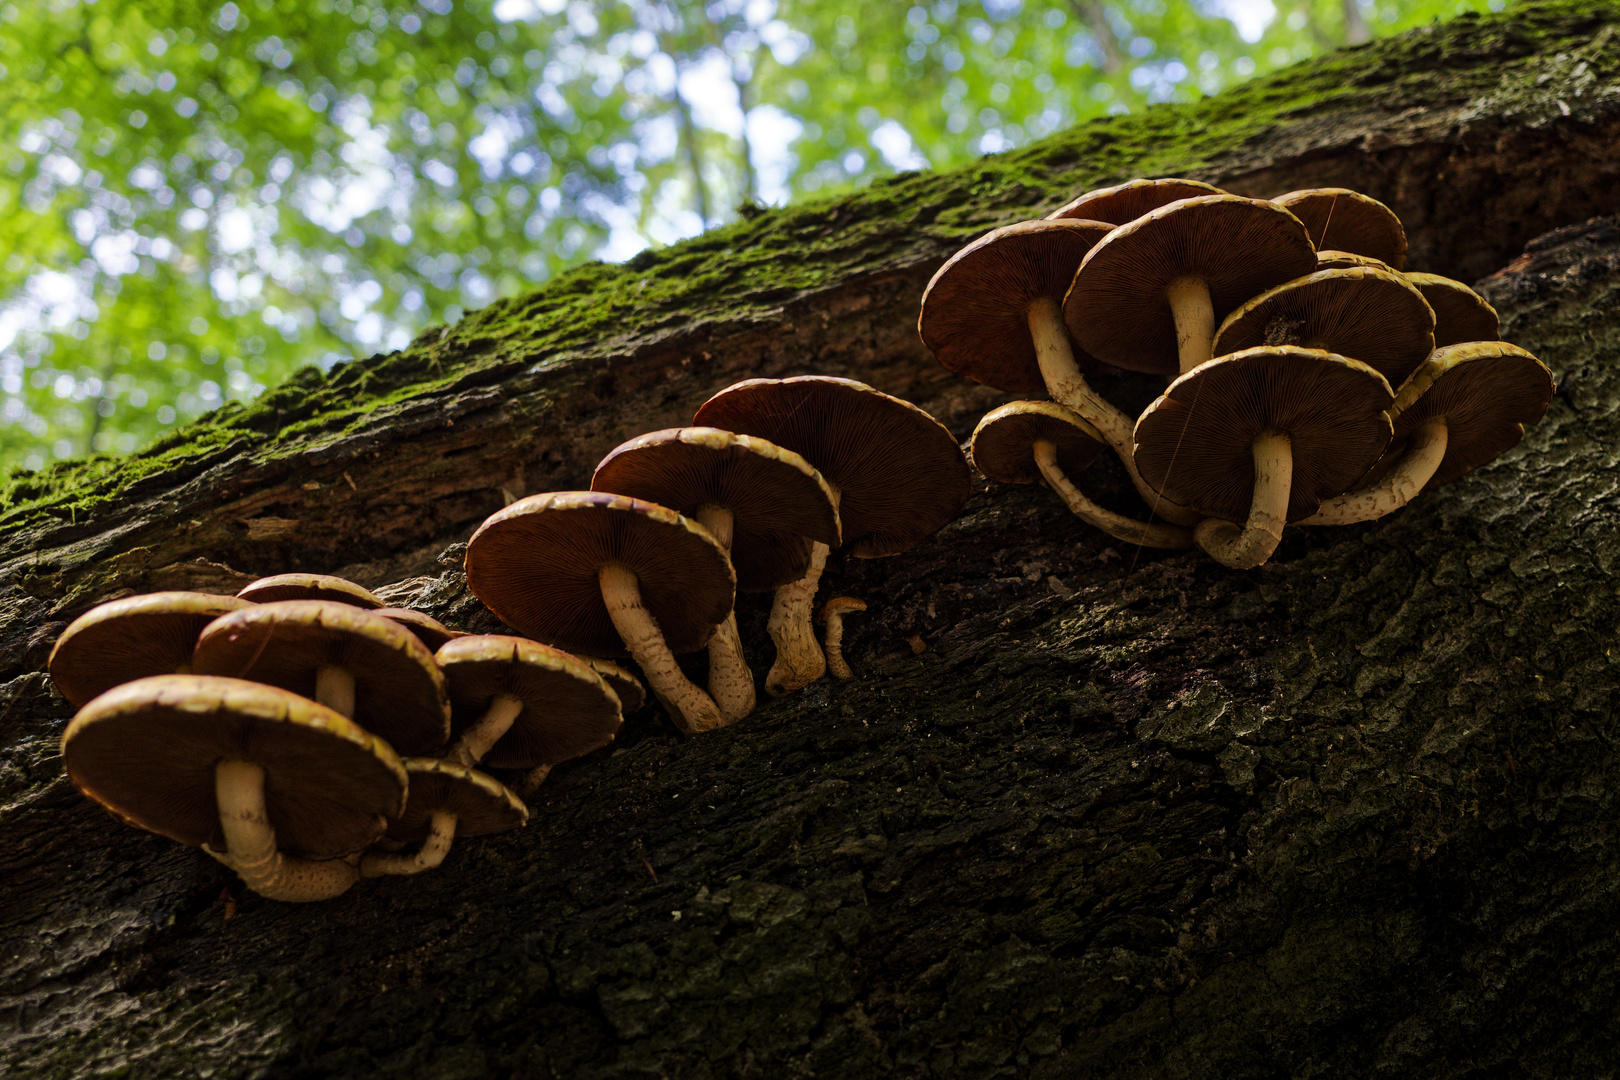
[5,3,1620,1076]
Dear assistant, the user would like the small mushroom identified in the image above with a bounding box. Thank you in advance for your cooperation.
[1134,347,1395,568]
[693,377,970,695]
[375,608,465,651]
[1299,341,1554,525]
[48,591,252,707]
[191,600,451,755]
[1272,188,1407,269]
[578,656,647,714]
[1065,195,1318,377]
[236,573,385,608]
[61,675,406,902]
[436,634,622,770]
[464,492,735,734]
[818,597,867,680]
[591,426,841,722]
[970,401,1194,549]
[1404,272,1501,347]
[1315,250,1395,273]
[1047,177,1226,224]
[360,759,526,878]
[1211,266,1436,390]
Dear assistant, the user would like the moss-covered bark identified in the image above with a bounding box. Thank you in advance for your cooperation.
[4,3,1620,1076]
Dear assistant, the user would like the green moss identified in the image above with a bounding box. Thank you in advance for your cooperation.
[1,0,1612,535]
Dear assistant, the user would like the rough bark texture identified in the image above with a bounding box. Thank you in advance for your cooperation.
[5,4,1620,1076]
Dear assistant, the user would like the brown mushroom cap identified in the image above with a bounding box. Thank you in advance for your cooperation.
[436,634,623,770]
[236,574,385,608]
[1316,250,1395,273]
[60,674,406,858]
[1064,195,1318,375]
[1047,177,1226,224]
[970,401,1107,485]
[1134,346,1395,522]
[48,591,252,707]
[692,376,971,558]
[1212,266,1436,389]
[384,759,527,844]
[464,491,735,657]
[191,600,451,755]
[1272,188,1407,269]
[918,218,1115,394]
[580,657,646,713]
[591,427,841,592]
[1389,341,1554,490]
[375,608,465,652]
[1405,273,1501,347]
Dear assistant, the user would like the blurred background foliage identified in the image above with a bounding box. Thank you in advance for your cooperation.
[0,0,1496,473]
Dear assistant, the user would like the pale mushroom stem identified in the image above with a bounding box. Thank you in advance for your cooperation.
[1193,430,1293,569]
[820,598,866,679]
[765,539,829,696]
[1166,275,1216,376]
[599,561,725,734]
[514,763,552,798]
[212,759,360,902]
[447,693,524,766]
[695,504,756,724]
[1027,296,1203,526]
[1297,418,1449,525]
[315,665,356,717]
[359,811,457,877]
[1032,440,1196,550]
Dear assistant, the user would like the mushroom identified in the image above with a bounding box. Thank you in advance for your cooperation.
[1404,272,1500,347]
[435,634,622,771]
[1315,250,1395,273]
[60,675,406,902]
[1065,194,1318,377]
[1047,177,1226,224]
[236,573,385,608]
[818,597,867,680]
[1299,341,1554,525]
[48,591,252,707]
[970,400,1194,549]
[591,426,841,722]
[360,759,526,878]
[191,600,451,755]
[463,491,735,735]
[1271,188,1407,269]
[375,608,465,651]
[919,218,1199,525]
[1134,346,1395,568]
[1211,266,1436,390]
[692,376,971,695]
[579,656,647,714]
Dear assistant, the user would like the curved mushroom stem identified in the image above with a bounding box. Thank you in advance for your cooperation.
[1193,430,1293,570]
[599,562,725,735]
[1296,418,1449,525]
[765,540,829,696]
[446,693,524,766]
[315,665,356,718]
[819,597,867,680]
[1028,297,1202,526]
[212,759,360,902]
[695,504,756,723]
[359,810,458,877]
[1167,275,1216,376]
[1032,440,1196,550]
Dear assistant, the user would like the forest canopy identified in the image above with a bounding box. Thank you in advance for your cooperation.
[0,0,1496,473]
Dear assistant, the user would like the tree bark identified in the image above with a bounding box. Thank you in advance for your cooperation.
[5,4,1620,1076]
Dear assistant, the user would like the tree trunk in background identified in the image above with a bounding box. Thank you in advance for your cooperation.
[4,4,1620,1076]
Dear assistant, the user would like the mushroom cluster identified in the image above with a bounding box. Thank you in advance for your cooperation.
[464,375,970,733]
[53,572,636,902]
[925,179,1554,569]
